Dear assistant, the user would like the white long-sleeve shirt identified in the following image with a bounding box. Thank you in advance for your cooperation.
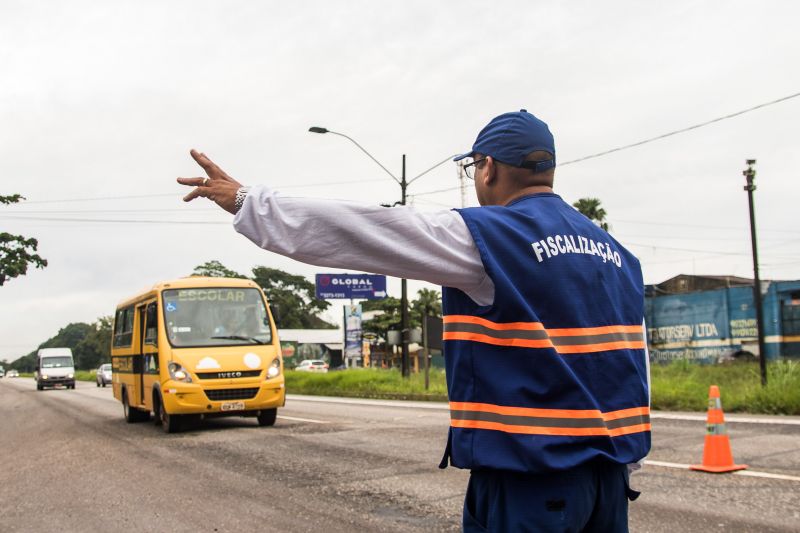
[233,184,496,306]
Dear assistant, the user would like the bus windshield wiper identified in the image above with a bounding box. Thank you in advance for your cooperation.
[210,335,266,344]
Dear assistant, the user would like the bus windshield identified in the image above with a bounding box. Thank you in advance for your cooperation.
[162,287,273,347]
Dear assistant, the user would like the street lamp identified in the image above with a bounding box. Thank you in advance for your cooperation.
[309,126,455,378]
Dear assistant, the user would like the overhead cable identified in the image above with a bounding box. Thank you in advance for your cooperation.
[560,91,800,166]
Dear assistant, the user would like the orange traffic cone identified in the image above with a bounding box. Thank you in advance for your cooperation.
[690,385,747,473]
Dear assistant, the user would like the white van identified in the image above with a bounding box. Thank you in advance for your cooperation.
[35,348,76,390]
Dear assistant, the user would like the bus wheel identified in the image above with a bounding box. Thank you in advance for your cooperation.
[123,390,136,423]
[123,389,148,423]
[158,395,181,433]
[257,409,277,427]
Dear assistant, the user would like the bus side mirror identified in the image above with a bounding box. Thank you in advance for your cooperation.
[270,304,280,321]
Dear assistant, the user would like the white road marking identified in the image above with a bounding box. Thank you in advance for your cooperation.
[734,470,800,482]
[277,415,329,424]
[287,394,448,410]
[286,396,800,426]
[644,460,800,482]
[651,413,800,426]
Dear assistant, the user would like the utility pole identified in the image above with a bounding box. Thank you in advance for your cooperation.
[400,154,410,378]
[422,309,430,390]
[457,160,467,208]
[743,159,768,387]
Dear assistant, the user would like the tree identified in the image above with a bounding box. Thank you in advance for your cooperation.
[250,266,336,329]
[1,194,47,286]
[361,297,402,340]
[73,316,113,369]
[192,260,247,278]
[362,289,443,340]
[410,288,442,323]
[572,197,610,231]
[12,317,112,371]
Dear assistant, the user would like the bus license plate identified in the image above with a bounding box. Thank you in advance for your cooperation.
[221,401,245,411]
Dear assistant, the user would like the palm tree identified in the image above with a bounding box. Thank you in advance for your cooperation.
[572,197,610,231]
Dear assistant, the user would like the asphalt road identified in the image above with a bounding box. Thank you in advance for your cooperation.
[1,378,798,532]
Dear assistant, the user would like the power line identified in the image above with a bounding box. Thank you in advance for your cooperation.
[613,218,800,235]
[18,177,390,205]
[560,91,800,166]
[625,241,747,256]
[0,215,227,225]
[22,193,179,204]
[409,185,462,197]
[4,208,218,214]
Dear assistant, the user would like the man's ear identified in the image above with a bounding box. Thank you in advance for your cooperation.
[483,156,497,185]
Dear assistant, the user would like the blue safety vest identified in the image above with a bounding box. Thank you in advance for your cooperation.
[440,193,650,473]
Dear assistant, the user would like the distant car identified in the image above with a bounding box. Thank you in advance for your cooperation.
[295,359,329,373]
[0,368,4,378]
[96,363,113,387]
[6,369,19,378]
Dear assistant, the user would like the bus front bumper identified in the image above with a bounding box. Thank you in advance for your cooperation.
[160,379,285,415]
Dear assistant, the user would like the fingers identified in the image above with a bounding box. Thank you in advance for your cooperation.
[177,177,208,187]
[182,187,205,202]
[190,149,214,172]
[190,148,236,183]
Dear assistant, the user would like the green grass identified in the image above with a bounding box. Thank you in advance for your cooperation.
[286,361,800,414]
[651,359,800,415]
[285,367,449,401]
[75,370,95,382]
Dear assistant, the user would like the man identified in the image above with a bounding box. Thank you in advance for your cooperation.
[178,110,650,532]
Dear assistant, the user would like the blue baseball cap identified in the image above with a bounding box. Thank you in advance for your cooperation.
[454,109,556,173]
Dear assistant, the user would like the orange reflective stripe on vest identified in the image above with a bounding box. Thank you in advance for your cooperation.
[443,315,645,354]
[450,401,651,437]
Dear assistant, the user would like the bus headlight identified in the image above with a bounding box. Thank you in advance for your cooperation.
[168,362,193,383]
[266,359,281,379]
[41,375,49,380]
[67,373,74,379]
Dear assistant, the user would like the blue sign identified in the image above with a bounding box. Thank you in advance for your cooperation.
[315,273,387,300]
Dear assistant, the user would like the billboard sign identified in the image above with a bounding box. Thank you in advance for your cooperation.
[316,273,387,300]
[344,304,363,360]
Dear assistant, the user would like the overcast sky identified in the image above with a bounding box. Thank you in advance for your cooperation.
[2,1,799,361]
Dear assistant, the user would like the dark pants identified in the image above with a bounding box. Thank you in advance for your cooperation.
[462,462,639,532]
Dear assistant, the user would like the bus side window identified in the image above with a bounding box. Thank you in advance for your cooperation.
[144,302,158,346]
[114,306,134,347]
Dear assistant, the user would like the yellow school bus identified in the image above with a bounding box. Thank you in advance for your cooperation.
[111,276,285,433]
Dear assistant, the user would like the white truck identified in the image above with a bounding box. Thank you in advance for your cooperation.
[35,348,76,390]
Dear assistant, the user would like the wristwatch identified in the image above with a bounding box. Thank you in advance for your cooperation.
[234,186,251,213]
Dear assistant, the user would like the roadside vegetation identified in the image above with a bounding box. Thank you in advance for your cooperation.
[651,359,800,414]
[286,360,800,415]
[286,367,449,401]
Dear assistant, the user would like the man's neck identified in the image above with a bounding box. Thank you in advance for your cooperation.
[500,186,554,206]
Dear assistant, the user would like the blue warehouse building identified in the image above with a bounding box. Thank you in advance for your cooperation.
[645,274,800,363]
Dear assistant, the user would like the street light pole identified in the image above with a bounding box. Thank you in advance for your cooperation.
[743,159,768,387]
